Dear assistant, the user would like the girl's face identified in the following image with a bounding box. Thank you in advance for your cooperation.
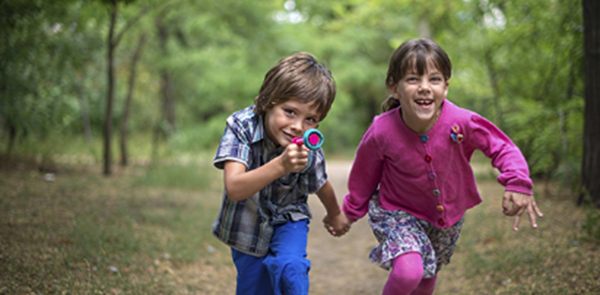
[264,97,320,146]
[389,60,449,134]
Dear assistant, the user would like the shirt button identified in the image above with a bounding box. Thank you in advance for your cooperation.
[437,205,444,211]
[433,189,440,196]
[429,172,436,180]
[425,154,432,163]
[438,219,445,226]
[420,135,429,143]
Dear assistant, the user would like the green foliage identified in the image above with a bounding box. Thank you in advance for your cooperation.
[0,0,585,189]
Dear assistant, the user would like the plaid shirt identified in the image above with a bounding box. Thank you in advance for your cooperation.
[212,106,328,257]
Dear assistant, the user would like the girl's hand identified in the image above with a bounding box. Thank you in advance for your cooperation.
[280,143,309,173]
[502,191,544,231]
[323,212,352,237]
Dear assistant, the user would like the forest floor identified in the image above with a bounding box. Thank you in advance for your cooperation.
[1,156,600,294]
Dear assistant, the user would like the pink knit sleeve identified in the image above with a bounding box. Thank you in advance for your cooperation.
[342,124,384,222]
[469,114,534,195]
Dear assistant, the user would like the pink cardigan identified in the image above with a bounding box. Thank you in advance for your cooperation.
[342,99,533,228]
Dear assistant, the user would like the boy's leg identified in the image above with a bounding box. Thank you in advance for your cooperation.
[231,248,274,295]
[263,219,311,295]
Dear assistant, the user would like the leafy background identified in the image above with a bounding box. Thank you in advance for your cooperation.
[1,0,584,186]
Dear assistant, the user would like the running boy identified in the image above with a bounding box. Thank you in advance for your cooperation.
[212,52,350,295]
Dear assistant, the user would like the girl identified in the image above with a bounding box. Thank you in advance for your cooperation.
[341,39,543,295]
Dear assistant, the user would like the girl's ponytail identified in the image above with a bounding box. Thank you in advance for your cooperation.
[381,95,400,112]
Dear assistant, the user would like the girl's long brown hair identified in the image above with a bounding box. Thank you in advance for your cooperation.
[381,39,452,112]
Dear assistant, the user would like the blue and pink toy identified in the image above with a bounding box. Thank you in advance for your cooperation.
[291,129,324,150]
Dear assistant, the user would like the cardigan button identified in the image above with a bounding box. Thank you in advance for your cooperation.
[420,135,429,143]
[438,219,445,226]
[437,205,444,211]
[425,154,432,163]
[433,189,440,196]
[429,172,436,180]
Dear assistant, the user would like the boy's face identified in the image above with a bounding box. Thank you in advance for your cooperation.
[264,97,321,147]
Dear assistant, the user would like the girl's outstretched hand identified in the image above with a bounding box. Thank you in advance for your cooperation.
[502,191,543,231]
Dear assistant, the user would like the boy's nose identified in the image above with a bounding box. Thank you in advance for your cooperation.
[290,119,303,133]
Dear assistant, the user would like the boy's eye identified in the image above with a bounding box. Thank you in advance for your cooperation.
[431,77,443,82]
[284,109,295,116]
[306,117,318,125]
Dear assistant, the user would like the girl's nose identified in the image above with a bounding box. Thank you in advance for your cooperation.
[418,81,431,92]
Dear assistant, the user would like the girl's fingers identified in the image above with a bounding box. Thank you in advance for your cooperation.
[526,206,538,229]
[512,206,525,231]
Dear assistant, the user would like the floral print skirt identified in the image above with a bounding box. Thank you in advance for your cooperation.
[367,195,464,278]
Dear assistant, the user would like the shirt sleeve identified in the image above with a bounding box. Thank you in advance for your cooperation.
[342,124,384,221]
[213,116,252,170]
[469,114,534,195]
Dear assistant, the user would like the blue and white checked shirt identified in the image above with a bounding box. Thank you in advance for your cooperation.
[212,106,328,257]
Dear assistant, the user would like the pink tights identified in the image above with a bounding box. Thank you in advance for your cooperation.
[382,252,437,295]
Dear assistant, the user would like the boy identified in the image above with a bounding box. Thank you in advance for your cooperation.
[212,52,350,295]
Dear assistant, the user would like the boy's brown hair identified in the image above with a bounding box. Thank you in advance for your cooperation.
[254,52,336,122]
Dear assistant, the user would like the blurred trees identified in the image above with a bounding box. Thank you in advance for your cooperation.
[0,0,586,194]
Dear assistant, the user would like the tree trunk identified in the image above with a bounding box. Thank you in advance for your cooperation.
[120,34,146,167]
[155,12,176,136]
[580,0,600,207]
[76,75,92,144]
[484,49,503,129]
[104,0,118,175]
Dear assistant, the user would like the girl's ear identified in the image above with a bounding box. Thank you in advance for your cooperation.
[444,81,449,99]
[388,85,398,98]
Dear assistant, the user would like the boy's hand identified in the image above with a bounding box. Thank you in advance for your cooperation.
[502,191,543,231]
[280,143,309,173]
[323,212,352,237]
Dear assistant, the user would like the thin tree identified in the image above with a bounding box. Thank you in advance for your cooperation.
[581,0,600,206]
[120,34,147,166]
[103,0,148,175]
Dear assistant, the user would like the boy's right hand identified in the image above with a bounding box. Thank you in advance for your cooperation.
[323,212,352,237]
[280,143,309,173]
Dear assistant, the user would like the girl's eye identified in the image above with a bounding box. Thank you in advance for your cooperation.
[431,77,443,82]
[284,109,295,116]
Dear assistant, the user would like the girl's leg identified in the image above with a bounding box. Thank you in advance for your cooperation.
[263,219,311,295]
[231,248,273,295]
[382,252,424,295]
[410,274,437,295]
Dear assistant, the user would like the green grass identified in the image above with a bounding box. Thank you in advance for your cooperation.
[436,180,600,294]
[0,156,234,294]
[1,153,600,294]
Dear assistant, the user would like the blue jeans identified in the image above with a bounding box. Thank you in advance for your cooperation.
[231,219,311,295]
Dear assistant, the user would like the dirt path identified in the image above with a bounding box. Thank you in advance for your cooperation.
[307,161,388,295]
